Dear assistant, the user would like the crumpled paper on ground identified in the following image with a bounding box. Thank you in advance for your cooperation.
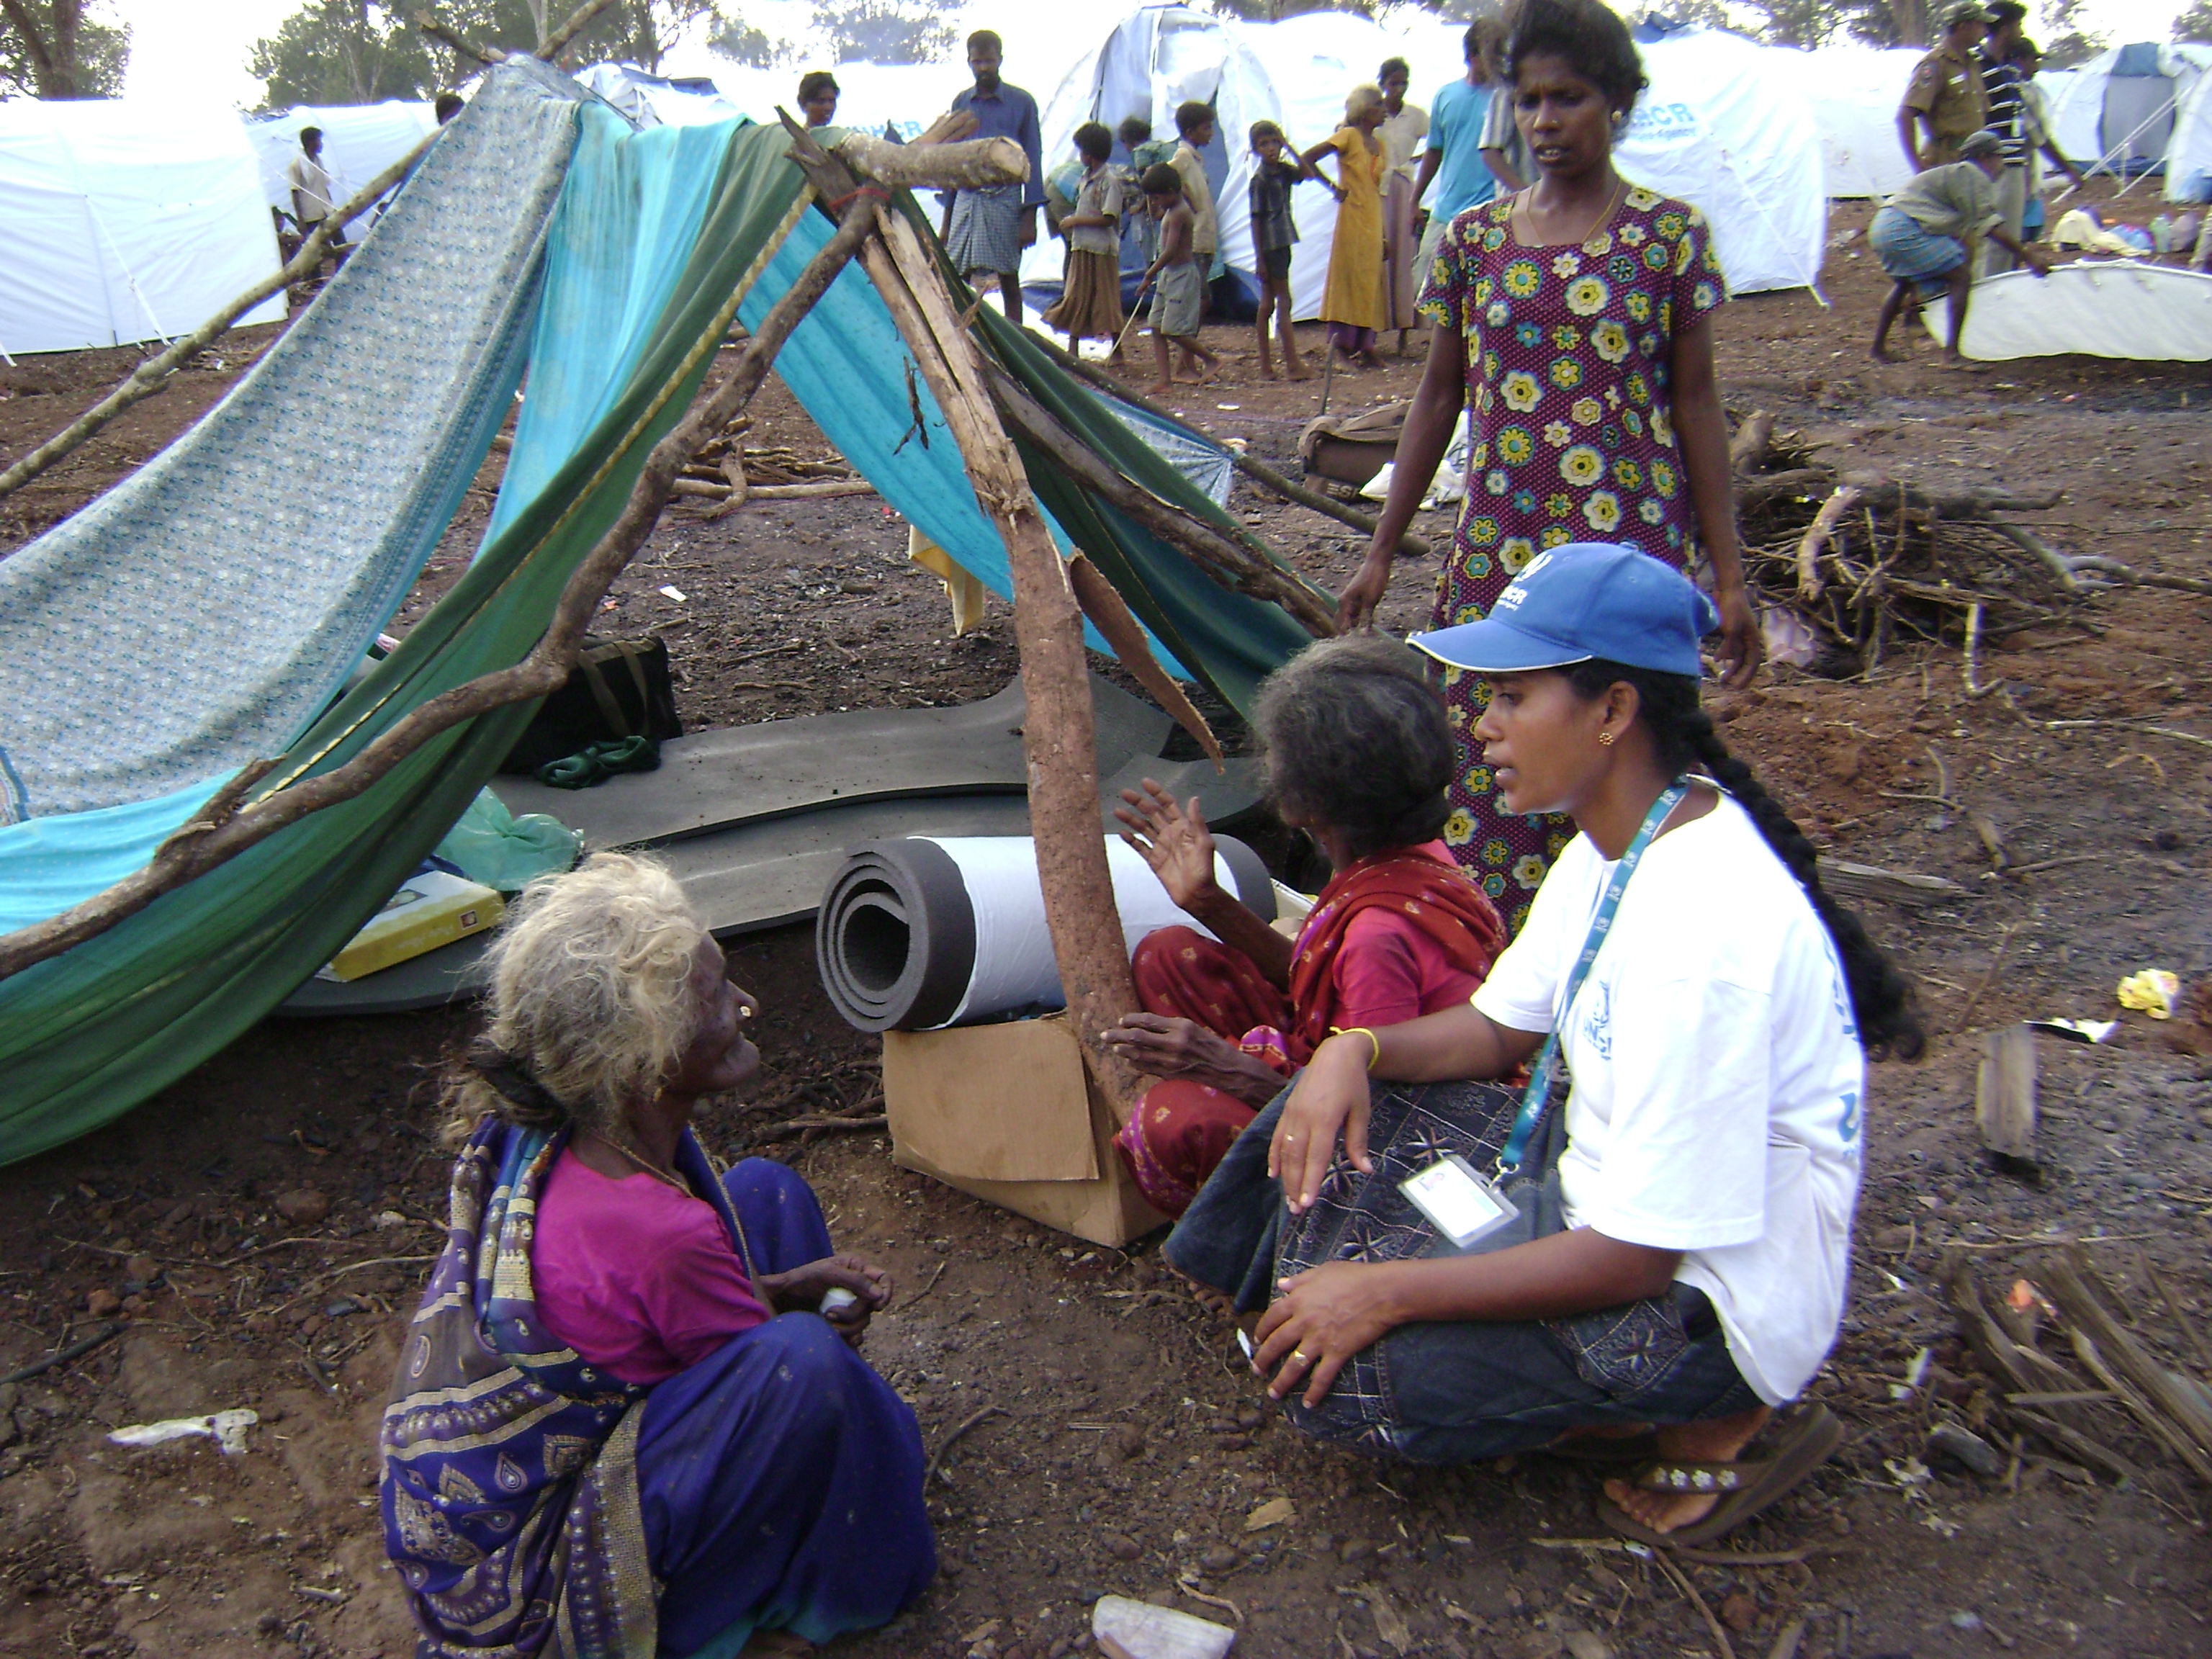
[109,1408,257,1454]
[2117,968,2180,1020]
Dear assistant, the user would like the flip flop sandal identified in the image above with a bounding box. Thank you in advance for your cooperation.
[1595,1404,1844,1550]
[593,734,661,776]
[535,736,661,790]
[535,748,606,790]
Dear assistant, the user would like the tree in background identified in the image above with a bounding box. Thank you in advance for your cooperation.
[249,1,435,106]
[2038,0,2105,65]
[2180,0,2212,42]
[1209,0,1374,19]
[708,14,786,66]
[809,0,956,63]
[0,0,129,97]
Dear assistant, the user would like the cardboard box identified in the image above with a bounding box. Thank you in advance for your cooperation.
[881,1013,1169,1247]
[320,870,505,983]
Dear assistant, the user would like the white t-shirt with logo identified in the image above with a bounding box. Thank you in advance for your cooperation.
[1470,793,1863,1405]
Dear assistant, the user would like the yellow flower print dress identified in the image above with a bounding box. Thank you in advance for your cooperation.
[1416,184,1725,930]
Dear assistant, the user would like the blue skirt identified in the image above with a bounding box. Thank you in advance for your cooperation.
[1870,204,1967,297]
[636,1160,934,1657]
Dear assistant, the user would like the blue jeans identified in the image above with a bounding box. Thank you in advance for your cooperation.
[1165,1084,1761,1463]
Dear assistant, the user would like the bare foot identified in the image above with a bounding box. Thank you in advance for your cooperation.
[1357,349,1387,370]
[1868,346,1894,362]
[1286,361,1313,381]
[1602,1406,1770,1534]
[1143,381,1174,396]
[1257,360,1279,380]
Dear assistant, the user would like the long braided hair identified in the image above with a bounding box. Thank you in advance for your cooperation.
[1565,660,1925,1058]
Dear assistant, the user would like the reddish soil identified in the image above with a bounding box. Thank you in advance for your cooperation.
[2,185,2210,1659]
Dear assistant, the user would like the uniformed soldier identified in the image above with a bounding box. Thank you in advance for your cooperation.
[1898,2,1991,171]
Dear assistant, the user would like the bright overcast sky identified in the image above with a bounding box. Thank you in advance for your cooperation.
[116,0,2195,109]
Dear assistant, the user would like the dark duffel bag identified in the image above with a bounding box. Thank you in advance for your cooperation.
[498,634,683,775]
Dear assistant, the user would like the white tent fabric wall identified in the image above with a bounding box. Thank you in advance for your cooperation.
[1611,29,1826,296]
[2164,63,2212,202]
[0,99,283,356]
[1920,264,2212,360]
[573,63,744,127]
[245,102,438,239]
[707,60,968,141]
[1781,42,1922,199]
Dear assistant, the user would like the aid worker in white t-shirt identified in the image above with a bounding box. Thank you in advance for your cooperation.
[1243,542,1924,1547]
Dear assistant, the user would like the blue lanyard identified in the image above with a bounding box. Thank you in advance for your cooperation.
[1495,779,1690,1177]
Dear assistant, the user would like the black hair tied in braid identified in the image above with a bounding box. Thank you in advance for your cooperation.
[1565,660,1925,1059]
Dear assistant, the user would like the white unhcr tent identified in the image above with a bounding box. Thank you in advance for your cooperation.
[1778,42,1922,199]
[246,102,439,240]
[2171,62,2212,202]
[703,60,965,142]
[2046,42,2212,179]
[0,98,283,355]
[574,63,744,127]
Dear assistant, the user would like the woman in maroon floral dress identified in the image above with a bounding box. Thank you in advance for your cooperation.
[1339,0,1761,932]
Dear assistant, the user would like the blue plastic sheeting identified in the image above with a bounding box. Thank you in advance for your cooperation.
[489,108,735,542]
[0,779,225,933]
[732,203,1155,668]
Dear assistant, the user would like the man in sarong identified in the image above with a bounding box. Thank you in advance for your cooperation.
[940,30,1044,325]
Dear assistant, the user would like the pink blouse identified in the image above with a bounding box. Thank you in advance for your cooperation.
[531,1148,768,1387]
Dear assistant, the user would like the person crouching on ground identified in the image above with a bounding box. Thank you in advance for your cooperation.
[1105,637,1506,1217]
[1139,163,1221,393]
[1165,544,1925,1547]
[1870,128,2051,365]
[1248,120,1318,381]
[382,853,931,1657]
[1043,122,1128,364]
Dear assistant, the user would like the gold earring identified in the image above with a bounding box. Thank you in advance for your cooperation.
[1598,732,1615,747]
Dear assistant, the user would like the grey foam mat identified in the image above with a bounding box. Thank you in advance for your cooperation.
[279,675,1264,1016]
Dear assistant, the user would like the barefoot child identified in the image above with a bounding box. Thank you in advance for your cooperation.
[1248,120,1315,380]
[1140,163,1221,394]
[1043,122,1128,363]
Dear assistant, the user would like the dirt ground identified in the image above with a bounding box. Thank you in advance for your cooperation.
[3,187,2211,1659]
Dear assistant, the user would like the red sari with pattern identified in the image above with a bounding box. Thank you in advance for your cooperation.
[1114,842,1506,1216]
[1418,184,1726,932]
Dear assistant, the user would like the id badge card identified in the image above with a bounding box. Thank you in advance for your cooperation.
[1399,1154,1516,1249]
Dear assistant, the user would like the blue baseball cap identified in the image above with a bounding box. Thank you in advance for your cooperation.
[1408,542,1718,678]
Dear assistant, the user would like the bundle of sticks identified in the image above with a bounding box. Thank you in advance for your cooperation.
[1944,1244,2212,1496]
[1729,410,2212,679]
[673,415,876,507]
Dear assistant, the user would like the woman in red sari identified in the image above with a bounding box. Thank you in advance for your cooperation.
[1105,637,1507,1216]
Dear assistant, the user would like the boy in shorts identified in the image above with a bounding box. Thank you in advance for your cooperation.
[1247,120,1314,380]
[1139,163,1220,394]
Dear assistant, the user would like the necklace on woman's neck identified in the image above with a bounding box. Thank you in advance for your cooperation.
[586,1126,692,1196]
[1519,171,1624,249]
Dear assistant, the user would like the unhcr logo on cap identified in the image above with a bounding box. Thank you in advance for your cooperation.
[1495,548,1557,611]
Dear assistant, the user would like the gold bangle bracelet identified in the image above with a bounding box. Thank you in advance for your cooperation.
[1337,1026,1381,1072]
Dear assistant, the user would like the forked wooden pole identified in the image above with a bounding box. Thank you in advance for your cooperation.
[779,116,1147,1119]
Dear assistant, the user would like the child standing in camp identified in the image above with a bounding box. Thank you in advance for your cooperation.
[1120,115,1175,271]
[1141,163,1222,395]
[1249,121,1315,381]
[1170,102,1221,314]
[1043,123,1129,364]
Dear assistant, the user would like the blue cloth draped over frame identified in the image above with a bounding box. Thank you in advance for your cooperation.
[380,1119,932,1657]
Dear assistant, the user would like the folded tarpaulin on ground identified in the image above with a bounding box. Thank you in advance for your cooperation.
[1923,262,2212,361]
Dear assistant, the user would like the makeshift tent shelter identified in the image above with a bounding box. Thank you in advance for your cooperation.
[1779,42,1922,199]
[245,102,439,238]
[0,97,282,354]
[0,62,1314,1167]
[2046,42,2212,179]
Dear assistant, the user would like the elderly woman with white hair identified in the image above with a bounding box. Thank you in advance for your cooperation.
[380,853,931,1658]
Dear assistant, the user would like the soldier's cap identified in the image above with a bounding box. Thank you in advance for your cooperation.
[1941,1,1990,27]
[1958,129,2005,161]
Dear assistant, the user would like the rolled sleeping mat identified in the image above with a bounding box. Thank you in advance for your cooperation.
[817,834,1277,1033]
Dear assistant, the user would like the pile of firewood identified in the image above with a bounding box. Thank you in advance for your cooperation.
[1730,410,2212,678]
[1945,1244,2212,1496]
[674,415,873,509]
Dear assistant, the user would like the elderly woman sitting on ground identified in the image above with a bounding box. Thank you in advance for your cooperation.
[381,853,931,1659]
[1105,636,1507,1217]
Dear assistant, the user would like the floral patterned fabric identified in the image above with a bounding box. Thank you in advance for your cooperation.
[1417,184,1725,930]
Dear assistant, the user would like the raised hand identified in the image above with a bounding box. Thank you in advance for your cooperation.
[1114,777,1219,913]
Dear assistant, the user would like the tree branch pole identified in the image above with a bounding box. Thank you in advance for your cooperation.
[1025,328,1432,559]
[0,201,878,984]
[533,0,619,58]
[0,133,439,503]
[413,9,506,64]
[777,114,1148,1119]
[984,361,1338,637]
